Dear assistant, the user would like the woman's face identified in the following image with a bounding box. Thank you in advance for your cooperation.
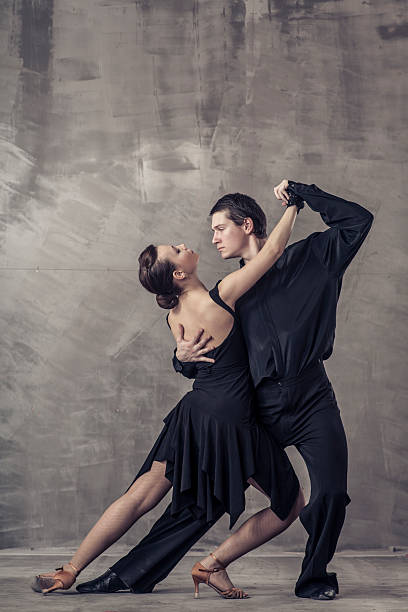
[157,243,199,276]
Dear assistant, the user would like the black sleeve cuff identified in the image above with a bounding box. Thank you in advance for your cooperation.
[172,348,198,379]
[286,181,305,214]
[172,349,183,373]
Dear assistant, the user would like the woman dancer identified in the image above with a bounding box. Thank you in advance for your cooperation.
[33,195,305,599]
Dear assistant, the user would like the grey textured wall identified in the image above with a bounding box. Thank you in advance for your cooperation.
[0,0,407,553]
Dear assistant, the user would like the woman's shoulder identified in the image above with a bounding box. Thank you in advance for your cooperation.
[210,279,236,314]
[166,292,212,330]
[167,289,232,332]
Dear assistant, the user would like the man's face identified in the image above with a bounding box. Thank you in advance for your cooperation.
[211,211,248,259]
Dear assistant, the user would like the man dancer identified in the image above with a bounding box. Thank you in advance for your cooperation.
[77,179,373,600]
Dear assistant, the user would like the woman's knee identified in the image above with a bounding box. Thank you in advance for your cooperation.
[247,477,269,498]
[295,487,307,513]
[125,463,171,509]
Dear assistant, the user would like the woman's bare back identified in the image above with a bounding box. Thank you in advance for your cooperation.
[167,290,234,351]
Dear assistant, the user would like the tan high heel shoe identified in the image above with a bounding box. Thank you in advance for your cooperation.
[192,552,250,599]
[31,561,79,594]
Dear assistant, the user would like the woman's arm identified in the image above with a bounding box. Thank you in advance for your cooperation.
[218,188,298,307]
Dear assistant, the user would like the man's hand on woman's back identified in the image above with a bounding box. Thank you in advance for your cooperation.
[175,324,216,363]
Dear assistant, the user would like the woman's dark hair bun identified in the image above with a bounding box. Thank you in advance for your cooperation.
[156,293,179,309]
[139,244,180,310]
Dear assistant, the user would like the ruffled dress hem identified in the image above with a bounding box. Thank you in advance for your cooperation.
[129,399,299,529]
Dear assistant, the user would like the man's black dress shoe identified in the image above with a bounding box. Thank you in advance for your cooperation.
[76,569,128,593]
[297,585,338,600]
[306,587,337,600]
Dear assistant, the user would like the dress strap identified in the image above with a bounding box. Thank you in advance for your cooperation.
[209,280,236,319]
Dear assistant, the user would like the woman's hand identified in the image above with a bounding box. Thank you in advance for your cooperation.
[274,179,290,205]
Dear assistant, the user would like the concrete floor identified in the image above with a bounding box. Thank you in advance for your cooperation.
[1,549,407,612]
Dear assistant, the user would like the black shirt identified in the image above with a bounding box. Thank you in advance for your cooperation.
[173,181,374,387]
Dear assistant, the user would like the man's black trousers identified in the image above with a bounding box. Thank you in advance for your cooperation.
[111,360,350,597]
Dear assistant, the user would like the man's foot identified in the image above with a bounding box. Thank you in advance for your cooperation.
[298,586,337,600]
[313,587,336,600]
[76,569,128,593]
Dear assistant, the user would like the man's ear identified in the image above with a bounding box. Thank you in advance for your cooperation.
[243,217,254,234]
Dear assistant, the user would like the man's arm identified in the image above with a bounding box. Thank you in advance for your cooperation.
[286,180,374,276]
[172,324,215,379]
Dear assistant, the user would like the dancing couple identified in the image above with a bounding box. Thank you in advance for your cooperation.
[32,178,373,601]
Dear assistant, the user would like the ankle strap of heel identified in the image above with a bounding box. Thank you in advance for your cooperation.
[67,562,79,576]
[210,552,225,570]
[55,562,79,577]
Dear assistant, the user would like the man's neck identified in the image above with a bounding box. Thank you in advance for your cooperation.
[240,236,267,265]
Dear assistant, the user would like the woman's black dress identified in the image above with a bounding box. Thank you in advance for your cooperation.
[131,281,299,529]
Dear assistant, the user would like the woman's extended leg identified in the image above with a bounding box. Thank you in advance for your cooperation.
[34,461,171,592]
[70,461,171,572]
[197,482,306,592]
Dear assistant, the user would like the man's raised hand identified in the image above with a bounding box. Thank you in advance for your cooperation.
[175,324,216,364]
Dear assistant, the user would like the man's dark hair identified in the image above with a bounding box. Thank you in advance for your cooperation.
[209,193,267,239]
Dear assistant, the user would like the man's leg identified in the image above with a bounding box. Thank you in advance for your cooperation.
[111,502,224,592]
[257,363,350,599]
[293,402,350,598]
